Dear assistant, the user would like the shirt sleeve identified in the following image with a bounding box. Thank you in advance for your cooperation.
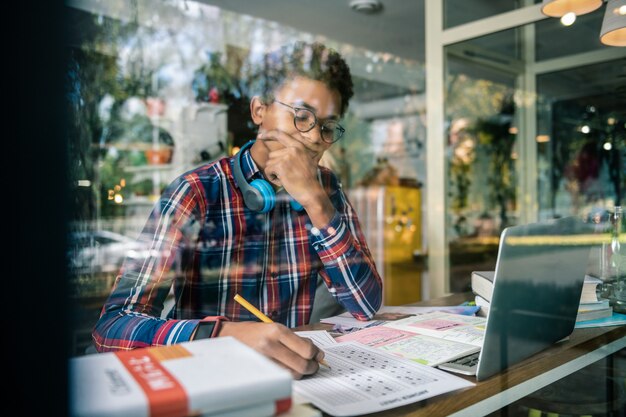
[92,174,205,352]
[311,175,383,321]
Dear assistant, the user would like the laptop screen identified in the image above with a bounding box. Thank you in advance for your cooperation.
[475,216,597,380]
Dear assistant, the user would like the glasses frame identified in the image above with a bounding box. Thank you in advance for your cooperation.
[273,99,345,144]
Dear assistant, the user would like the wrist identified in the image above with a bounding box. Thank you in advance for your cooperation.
[303,195,335,229]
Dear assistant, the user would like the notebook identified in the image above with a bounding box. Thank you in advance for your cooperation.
[438,216,597,381]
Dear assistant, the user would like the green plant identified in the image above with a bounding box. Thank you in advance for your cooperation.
[472,112,517,229]
[192,52,237,104]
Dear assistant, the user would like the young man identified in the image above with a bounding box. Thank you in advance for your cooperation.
[93,41,382,379]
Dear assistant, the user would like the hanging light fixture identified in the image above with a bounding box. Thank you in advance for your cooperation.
[541,0,603,17]
[541,0,626,47]
[600,0,626,46]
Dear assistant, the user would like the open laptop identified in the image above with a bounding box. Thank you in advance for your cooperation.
[437,216,597,381]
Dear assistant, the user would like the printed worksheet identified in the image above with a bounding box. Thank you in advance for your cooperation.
[336,326,479,366]
[293,341,474,416]
[384,311,486,346]
[320,305,481,332]
[295,330,338,347]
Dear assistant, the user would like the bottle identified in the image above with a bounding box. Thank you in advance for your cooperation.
[610,206,626,313]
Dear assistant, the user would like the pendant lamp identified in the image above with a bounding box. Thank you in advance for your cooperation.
[541,0,603,17]
[600,0,626,46]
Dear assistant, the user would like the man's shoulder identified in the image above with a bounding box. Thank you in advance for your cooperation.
[180,156,233,181]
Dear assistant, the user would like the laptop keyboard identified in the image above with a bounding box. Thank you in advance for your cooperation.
[436,352,480,375]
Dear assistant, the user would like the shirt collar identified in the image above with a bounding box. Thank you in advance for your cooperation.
[238,143,263,182]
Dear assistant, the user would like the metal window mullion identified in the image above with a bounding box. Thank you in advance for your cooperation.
[425,0,449,298]
[441,4,547,46]
[518,22,539,225]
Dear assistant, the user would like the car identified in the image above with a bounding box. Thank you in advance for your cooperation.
[68,229,159,274]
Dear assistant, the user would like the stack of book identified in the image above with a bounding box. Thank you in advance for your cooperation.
[470,271,613,322]
[70,337,294,417]
[470,271,495,317]
[577,275,613,322]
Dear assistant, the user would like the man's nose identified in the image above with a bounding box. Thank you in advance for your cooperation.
[304,123,324,144]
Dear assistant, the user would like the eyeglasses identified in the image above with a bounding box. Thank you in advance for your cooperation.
[273,99,345,144]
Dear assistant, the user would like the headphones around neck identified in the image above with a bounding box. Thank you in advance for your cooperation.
[233,140,303,213]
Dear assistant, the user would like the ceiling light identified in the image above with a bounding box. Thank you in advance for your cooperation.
[541,0,603,17]
[536,135,551,143]
[600,0,626,46]
[561,12,577,25]
[349,0,383,14]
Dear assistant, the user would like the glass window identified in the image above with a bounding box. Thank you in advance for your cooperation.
[445,31,520,291]
[444,19,624,293]
[444,0,529,29]
[535,9,607,61]
[66,0,426,356]
[537,58,626,219]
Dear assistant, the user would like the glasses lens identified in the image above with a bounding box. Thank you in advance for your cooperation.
[321,121,344,143]
[293,108,316,132]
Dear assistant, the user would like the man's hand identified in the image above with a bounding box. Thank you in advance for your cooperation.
[255,129,336,227]
[217,321,325,379]
[258,129,322,198]
[257,130,336,226]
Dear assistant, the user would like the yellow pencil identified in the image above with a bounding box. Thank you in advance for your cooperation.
[233,293,331,369]
[234,293,274,323]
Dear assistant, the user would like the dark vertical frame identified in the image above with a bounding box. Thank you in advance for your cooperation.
[11,1,69,415]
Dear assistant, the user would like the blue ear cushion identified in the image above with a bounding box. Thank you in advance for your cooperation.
[250,179,275,213]
[290,199,304,212]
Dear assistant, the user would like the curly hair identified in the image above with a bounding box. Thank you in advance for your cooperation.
[256,41,354,116]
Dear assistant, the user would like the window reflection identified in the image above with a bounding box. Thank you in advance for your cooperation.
[66,0,426,355]
[445,48,518,291]
[445,22,624,294]
[537,59,626,220]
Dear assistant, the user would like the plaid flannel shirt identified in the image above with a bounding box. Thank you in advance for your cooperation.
[93,145,382,352]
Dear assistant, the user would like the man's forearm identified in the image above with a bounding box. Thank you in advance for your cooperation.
[302,190,336,229]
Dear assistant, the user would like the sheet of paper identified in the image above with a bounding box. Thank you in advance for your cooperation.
[376,305,481,317]
[335,326,479,366]
[319,315,385,331]
[384,311,486,347]
[320,305,481,333]
[293,342,474,416]
[295,330,338,347]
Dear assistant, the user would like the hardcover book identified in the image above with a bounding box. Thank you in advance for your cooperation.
[580,274,603,304]
[70,337,293,417]
[474,294,490,317]
[471,270,495,302]
[576,298,613,322]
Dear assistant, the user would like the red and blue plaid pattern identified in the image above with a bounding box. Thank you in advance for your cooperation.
[93,145,382,352]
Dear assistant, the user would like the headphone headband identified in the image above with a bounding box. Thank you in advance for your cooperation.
[232,140,303,213]
[233,140,268,212]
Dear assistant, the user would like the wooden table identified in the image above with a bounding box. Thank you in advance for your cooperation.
[302,293,626,416]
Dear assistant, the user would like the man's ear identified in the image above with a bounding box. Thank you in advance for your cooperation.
[250,96,266,126]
